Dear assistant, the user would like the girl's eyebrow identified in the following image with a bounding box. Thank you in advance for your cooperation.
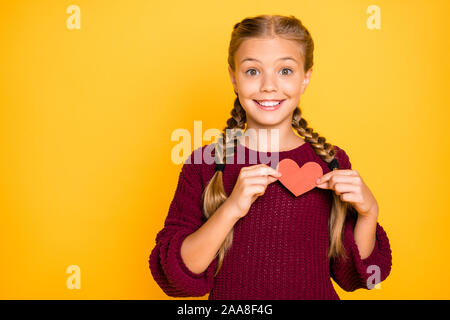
[240,56,298,64]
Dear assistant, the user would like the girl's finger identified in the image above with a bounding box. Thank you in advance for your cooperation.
[242,165,281,178]
[325,175,360,189]
[316,175,358,189]
[241,163,265,171]
[246,174,280,186]
[316,169,358,185]
[315,182,330,189]
[339,192,360,203]
[267,175,279,184]
[316,181,359,194]
[331,183,359,195]
[244,176,272,186]
[247,185,266,197]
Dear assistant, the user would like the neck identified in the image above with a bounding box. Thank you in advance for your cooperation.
[240,119,304,152]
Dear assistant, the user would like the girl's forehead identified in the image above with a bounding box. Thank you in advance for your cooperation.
[236,38,303,59]
[235,38,304,67]
[239,37,300,49]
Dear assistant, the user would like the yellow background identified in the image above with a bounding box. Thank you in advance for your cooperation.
[1,0,449,299]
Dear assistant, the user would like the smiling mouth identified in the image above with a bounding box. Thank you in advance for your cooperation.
[253,99,285,111]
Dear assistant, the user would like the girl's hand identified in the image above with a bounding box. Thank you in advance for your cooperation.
[226,164,282,220]
[315,169,378,219]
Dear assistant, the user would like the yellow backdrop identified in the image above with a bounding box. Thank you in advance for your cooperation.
[1,0,449,299]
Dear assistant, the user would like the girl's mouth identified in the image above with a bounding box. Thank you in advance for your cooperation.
[253,99,285,111]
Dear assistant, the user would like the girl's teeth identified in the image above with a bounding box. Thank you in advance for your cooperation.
[258,101,281,106]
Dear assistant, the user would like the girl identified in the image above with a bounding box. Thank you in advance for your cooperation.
[149,14,392,300]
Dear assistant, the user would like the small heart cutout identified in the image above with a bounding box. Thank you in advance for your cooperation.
[276,159,324,197]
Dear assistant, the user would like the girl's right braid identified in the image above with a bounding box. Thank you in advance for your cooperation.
[215,95,246,167]
[206,95,246,276]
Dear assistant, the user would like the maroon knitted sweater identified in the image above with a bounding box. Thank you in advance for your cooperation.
[149,142,392,299]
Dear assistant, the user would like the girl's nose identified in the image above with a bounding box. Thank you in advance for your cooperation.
[260,75,277,92]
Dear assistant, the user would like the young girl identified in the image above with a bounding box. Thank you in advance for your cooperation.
[149,14,392,300]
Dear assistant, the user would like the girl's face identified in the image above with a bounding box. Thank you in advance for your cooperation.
[229,36,313,129]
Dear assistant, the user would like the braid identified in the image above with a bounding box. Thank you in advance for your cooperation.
[203,93,246,277]
[215,94,246,167]
[291,107,336,164]
[291,105,355,260]
[227,94,247,129]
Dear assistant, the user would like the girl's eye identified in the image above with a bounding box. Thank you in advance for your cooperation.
[245,68,259,76]
[281,68,293,76]
[245,68,293,76]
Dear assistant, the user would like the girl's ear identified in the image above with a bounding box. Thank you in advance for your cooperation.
[301,68,313,94]
[228,66,237,92]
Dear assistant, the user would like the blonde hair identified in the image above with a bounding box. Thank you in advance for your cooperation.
[202,14,356,277]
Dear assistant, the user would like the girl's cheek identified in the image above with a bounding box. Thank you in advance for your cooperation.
[284,79,302,92]
[239,84,260,96]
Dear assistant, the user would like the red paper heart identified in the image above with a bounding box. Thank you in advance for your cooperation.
[276,159,324,197]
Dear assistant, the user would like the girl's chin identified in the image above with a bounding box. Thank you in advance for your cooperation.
[247,114,286,127]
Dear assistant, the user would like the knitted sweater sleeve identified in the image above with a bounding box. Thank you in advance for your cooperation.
[329,146,393,292]
[148,148,218,297]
